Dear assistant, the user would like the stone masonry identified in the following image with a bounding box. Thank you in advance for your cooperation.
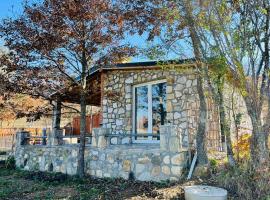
[15,126,188,182]
[102,67,220,149]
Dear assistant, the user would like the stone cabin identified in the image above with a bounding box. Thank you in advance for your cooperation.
[15,59,230,182]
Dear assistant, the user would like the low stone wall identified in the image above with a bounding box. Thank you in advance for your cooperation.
[14,126,189,182]
[15,144,188,182]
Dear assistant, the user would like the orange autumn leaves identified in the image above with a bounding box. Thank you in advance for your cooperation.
[0,94,47,122]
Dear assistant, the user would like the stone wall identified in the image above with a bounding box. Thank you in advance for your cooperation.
[14,126,189,182]
[15,144,188,182]
[102,68,221,149]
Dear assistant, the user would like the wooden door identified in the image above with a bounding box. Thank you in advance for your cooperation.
[72,113,101,135]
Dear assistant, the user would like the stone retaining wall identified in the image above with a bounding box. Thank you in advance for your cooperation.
[15,144,188,182]
[14,126,189,182]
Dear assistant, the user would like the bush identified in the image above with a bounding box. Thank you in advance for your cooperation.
[215,161,270,199]
[5,156,16,170]
[233,133,251,161]
[209,158,218,174]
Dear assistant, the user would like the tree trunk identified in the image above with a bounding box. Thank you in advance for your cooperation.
[182,0,208,165]
[249,2,270,167]
[77,90,86,178]
[51,98,61,145]
[231,88,240,161]
[263,95,270,151]
[244,93,269,167]
[196,75,209,165]
[249,116,269,167]
[77,48,88,178]
[219,91,226,152]
[218,87,236,166]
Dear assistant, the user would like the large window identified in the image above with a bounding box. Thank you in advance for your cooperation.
[133,80,167,143]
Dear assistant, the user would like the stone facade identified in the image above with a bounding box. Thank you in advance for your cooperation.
[102,68,220,149]
[15,126,188,182]
[100,66,268,149]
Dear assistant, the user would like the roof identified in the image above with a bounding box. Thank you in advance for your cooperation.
[52,58,196,105]
[88,58,196,76]
[113,58,195,68]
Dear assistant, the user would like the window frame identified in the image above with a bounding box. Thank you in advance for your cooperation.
[132,79,167,143]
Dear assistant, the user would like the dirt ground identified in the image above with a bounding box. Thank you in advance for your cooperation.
[0,163,233,200]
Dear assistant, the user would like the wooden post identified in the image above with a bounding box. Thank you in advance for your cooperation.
[100,72,105,126]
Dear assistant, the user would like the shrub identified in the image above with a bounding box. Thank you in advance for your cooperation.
[215,161,270,199]
[233,133,251,161]
[209,158,218,174]
[5,156,16,170]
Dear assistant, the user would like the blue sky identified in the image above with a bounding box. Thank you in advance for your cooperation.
[0,1,182,62]
[0,0,24,19]
[0,0,25,48]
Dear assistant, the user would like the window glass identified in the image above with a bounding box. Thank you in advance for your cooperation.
[135,86,148,139]
[152,82,167,139]
[134,81,167,142]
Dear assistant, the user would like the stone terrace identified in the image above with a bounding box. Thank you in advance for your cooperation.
[15,126,188,182]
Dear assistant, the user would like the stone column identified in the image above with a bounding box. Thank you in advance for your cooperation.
[16,131,30,146]
[92,128,110,148]
[42,128,47,145]
[49,98,62,145]
[160,125,182,153]
[160,125,188,179]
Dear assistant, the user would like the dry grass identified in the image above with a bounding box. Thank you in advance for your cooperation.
[0,165,186,200]
[213,161,270,200]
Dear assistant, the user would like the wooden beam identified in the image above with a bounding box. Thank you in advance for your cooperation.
[100,72,105,124]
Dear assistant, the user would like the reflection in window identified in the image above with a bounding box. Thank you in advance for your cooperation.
[135,86,148,139]
[134,81,167,141]
[152,82,167,139]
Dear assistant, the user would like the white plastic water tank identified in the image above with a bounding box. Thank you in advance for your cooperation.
[184,185,228,200]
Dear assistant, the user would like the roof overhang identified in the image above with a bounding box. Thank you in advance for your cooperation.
[51,59,196,106]
[52,71,102,106]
